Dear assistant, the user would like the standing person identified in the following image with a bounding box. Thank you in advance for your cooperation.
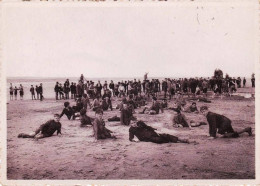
[251,74,255,88]
[39,83,43,101]
[144,72,148,81]
[54,82,60,100]
[36,85,40,100]
[14,86,18,100]
[202,79,208,97]
[59,83,64,100]
[243,77,246,88]
[96,81,103,97]
[109,80,115,96]
[19,84,24,100]
[162,79,168,98]
[200,106,252,139]
[103,81,108,90]
[64,83,70,100]
[124,81,129,95]
[76,80,84,98]
[70,82,76,99]
[9,83,14,101]
[30,85,36,100]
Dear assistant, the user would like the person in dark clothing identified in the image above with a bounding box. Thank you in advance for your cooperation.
[70,83,76,99]
[173,109,206,128]
[18,114,62,139]
[109,80,115,96]
[120,103,133,126]
[60,102,77,120]
[14,86,18,100]
[129,121,191,144]
[101,97,112,111]
[35,85,40,100]
[9,83,14,101]
[140,97,163,115]
[96,81,103,97]
[39,83,44,101]
[108,115,121,122]
[54,82,60,100]
[162,80,168,98]
[200,106,252,139]
[30,85,36,100]
[72,98,84,113]
[184,102,199,113]
[102,89,113,110]
[93,109,116,142]
[19,84,24,100]
[79,109,94,127]
[251,76,255,88]
[243,77,246,88]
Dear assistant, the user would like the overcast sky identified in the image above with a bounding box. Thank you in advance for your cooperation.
[3,2,257,78]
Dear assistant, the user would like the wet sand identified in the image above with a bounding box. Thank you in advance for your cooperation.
[7,88,255,179]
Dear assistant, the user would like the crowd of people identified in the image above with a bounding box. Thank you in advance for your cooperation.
[18,72,254,144]
[9,83,44,101]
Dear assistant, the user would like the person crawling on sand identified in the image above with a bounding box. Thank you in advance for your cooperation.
[173,109,206,128]
[93,109,116,142]
[129,120,194,144]
[200,106,253,139]
[18,114,61,139]
[80,108,94,127]
[139,97,163,115]
[184,102,199,113]
[60,102,77,120]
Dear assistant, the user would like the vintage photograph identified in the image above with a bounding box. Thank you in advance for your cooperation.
[1,0,258,183]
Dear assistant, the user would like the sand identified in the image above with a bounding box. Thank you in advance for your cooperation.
[7,88,255,179]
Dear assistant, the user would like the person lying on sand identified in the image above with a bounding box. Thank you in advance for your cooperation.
[184,102,199,113]
[93,109,116,142]
[200,106,253,139]
[173,109,206,128]
[187,96,211,103]
[139,97,163,115]
[18,114,61,139]
[129,120,194,144]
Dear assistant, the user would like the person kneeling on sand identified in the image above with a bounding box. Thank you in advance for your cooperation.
[173,109,206,128]
[200,106,252,139]
[18,114,61,139]
[80,108,94,127]
[120,103,135,126]
[129,120,194,144]
[93,108,116,142]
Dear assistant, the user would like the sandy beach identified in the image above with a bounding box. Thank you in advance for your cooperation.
[7,87,255,179]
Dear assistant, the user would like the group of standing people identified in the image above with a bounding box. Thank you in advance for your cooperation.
[9,83,43,101]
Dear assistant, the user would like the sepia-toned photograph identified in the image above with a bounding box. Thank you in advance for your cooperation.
[1,0,259,184]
